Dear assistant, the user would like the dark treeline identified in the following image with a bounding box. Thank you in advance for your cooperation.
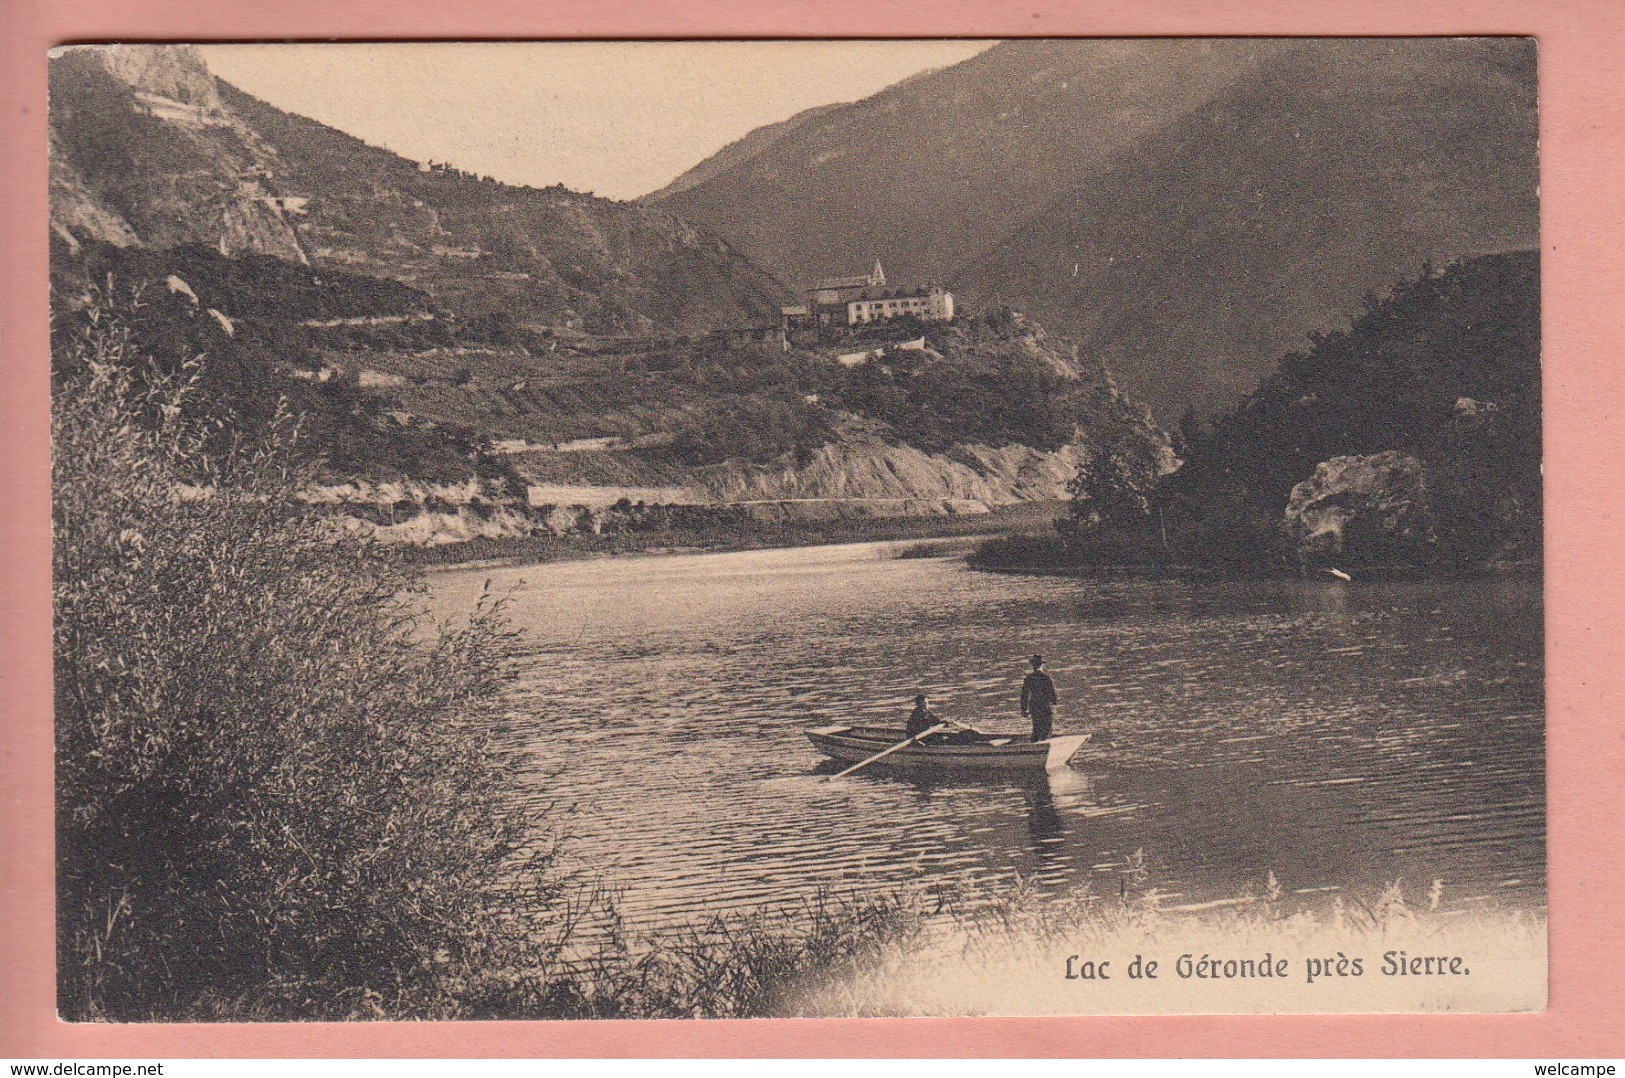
[977,250,1542,573]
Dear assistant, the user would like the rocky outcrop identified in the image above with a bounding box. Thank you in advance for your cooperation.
[49,45,309,264]
[693,420,1093,508]
[358,507,537,546]
[81,44,226,112]
[50,44,788,335]
[307,431,1089,545]
[1283,452,1437,563]
[218,187,309,263]
[48,129,140,251]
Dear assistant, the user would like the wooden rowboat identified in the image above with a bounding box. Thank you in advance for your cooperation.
[807,724,1090,774]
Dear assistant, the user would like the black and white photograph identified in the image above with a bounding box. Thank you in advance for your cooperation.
[48,38,1543,1021]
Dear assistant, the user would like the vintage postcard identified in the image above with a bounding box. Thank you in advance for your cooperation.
[45,38,1544,1022]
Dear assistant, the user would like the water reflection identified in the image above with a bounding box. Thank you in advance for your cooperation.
[428,542,1545,930]
[1022,782,1066,858]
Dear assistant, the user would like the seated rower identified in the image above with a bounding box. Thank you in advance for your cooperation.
[906,693,940,739]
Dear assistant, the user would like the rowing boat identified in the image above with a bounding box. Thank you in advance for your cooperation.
[806,724,1090,774]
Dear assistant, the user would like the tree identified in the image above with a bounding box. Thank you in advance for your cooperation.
[1066,424,1165,536]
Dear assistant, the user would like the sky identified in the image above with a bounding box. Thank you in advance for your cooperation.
[199,41,994,202]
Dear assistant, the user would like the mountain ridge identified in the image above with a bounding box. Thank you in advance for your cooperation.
[650,38,1297,289]
[645,101,848,202]
[49,44,791,337]
[953,37,1539,420]
[651,37,1538,420]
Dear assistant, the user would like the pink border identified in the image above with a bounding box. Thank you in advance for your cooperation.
[5,0,1624,1058]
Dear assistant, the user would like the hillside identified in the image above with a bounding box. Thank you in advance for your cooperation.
[650,38,1538,421]
[48,44,789,336]
[648,102,846,202]
[52,238,1171,545]
[651,38,1290,290]
[1157,251,1541,569]
[342,307,1174,512]
[954,38,1539,421]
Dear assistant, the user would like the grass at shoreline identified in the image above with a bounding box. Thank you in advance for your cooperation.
[154,873,1543,1020]
[513,875,1547,1019]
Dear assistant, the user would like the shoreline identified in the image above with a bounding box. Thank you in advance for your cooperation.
[418,524,1544,583]
[411,502,1062,572]
[966,558,1545,583]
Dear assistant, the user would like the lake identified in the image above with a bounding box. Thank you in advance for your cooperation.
[427,540,1545,929]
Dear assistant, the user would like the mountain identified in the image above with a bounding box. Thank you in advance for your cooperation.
[649,38,1538,421]
[954,38,1539,421]
[48,43,1178,540]
[648,102,846,202]
[48,45,789,336]
[649,38,1292,290]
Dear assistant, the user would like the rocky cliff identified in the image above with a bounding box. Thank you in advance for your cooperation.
[1283,452,1437,564]
[49,46,308,263]
[49,45,789,335]
[693,418,1097,507]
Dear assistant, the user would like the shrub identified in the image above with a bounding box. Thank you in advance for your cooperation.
[660,395,834,467]
[53,316,558,1020]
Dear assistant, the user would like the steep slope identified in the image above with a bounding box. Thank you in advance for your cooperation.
[647,102,845,201]
[49,45,790,335]
[652,38,1537,420]
[48,46,307,262]
[650,38,1293,288]
[953,37,1539,421]
[1157,250,1541,568]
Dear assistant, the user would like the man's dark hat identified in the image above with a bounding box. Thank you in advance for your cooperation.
[1030,654,1044,666]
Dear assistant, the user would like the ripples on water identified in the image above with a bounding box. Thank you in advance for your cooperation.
[428,541,1545,930]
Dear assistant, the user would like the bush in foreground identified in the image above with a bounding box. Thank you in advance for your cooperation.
[53,316,560,1020]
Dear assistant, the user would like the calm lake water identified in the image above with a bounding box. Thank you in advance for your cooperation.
[428,540,1545,928]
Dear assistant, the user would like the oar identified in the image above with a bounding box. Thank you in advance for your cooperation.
[827,723,948,780]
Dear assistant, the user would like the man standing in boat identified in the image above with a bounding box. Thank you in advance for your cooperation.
[1020,655,1058,742]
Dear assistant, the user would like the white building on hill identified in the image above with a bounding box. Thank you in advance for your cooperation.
[846,287,953,325]
[781,260,954,337]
